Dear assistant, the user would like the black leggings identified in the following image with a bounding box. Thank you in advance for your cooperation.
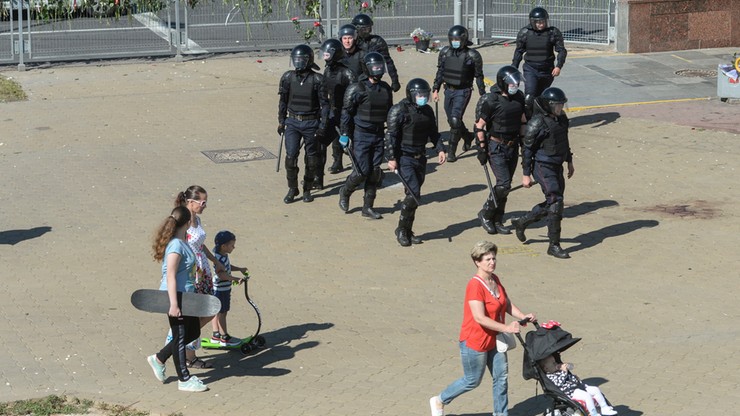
[156,315,200,382]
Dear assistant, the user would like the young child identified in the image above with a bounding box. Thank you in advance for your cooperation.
[539,354,617,416]
[210,230,248,346]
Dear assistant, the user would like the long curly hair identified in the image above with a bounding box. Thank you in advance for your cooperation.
[152,206,191,262]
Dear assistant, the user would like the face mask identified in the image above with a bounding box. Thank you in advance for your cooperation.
[507,86,518,95]
[451,41,461,49]
[415,97,428,106]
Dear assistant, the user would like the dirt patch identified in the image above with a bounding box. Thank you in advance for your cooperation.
[637,200,720,219]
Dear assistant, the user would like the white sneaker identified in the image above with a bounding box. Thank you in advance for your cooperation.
[600,406,617,416]
[178,375,208,392]
[429,396,444,416]
[147,355,165,383]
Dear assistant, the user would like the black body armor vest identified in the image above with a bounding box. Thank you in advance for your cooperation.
[443,50,473,87]
[288,72,319,113]
[540,116,569,157]
[401,103,435,147]
[357,82,391,124]
[488,93,525,136]
[524,30,553,63]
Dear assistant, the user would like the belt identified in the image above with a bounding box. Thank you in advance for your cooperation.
[490,136,519,147]
[403,152,424,159]
[445,84,471,91]
[288,112,319,121]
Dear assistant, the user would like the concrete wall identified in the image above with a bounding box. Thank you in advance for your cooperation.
[616,0,740,53]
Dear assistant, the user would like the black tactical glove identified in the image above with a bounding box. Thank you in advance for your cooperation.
[314,128,325,141]
[277,124,285,135]
[391,80,401,92]
[476,144,489,166]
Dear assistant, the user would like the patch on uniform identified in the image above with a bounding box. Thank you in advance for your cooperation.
[201,147,277,163]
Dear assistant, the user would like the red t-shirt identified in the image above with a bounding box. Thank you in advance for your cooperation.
[458,275,508,352]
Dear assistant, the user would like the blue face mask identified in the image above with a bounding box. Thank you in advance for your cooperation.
[507,86,518,95]
[451,41,461,49]
[415,97,428,106]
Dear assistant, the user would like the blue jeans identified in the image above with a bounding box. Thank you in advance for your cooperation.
[439,340,509,416]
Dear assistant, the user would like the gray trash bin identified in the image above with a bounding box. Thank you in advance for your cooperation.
[717,64,740,102]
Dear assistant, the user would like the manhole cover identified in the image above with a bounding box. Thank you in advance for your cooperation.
[201,147,277,163]
[675,69,717,78]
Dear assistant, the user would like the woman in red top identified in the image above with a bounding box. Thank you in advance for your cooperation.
[430,241,535,416]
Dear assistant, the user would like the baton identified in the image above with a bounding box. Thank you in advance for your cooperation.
[482,164,498,209]
[276,132,284,172]
[508,180,538,194]
[435,100,439,130]
[393,169,421,206]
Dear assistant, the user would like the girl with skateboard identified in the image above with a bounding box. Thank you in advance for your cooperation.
[147,206,208,392]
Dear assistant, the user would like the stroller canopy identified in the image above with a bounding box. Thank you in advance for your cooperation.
[522,324,581,380]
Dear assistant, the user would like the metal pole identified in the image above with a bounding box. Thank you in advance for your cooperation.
[174,0,182,61]
[17,0,25,71]
[324,0,333,39]
[454,0,462,26]
[472,0,479,45]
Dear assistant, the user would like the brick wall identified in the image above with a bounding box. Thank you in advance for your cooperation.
[618,0,740,53]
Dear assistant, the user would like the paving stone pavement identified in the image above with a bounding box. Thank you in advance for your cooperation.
[1,43,739,416]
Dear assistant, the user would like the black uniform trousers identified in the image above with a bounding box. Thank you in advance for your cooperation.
[488,141,519,191]
[285,117,319,158]
[351,127,384,183]
[444,87,473,129]
[523,61,555,98]
[531,159,565,214]
[398,152,426,200]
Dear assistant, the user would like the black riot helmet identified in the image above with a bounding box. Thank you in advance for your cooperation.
[447,25,468,49]
[363,52,386,78]
[529,7,549,29]
[291,44,315,71]
[496,65,522,92]
[406,78,431,103]
[352,13,373,39]
[320,39,345,64]
[338,24,357,40]
[538,87,568,115]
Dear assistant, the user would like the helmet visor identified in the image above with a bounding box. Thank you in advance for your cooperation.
[503,72,522,87]
[292,55,309,70]
[321,48,335,61]
[367,62,385,76]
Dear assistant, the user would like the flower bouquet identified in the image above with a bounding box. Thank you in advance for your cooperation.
[410,28,433,51]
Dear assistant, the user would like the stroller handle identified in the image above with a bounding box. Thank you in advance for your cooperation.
[518,317,537,327]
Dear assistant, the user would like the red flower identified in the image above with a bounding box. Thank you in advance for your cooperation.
[313,21,321,27]
[361,2,369,8]
[291,17,299,22]
[412,36,419,43]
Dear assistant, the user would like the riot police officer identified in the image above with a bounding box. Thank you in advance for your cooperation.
[473,65,527,235]
[330,23,365,174]
[352,13,401,92]
[385,78,446,246]
[338,52,394,220]
[512,7,567,118]
[511,87,574,259]
[318,38,358,185]
[277,44,328,204]
[432,25,486,163]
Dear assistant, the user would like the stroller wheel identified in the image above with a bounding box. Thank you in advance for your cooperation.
[254,335,266,348]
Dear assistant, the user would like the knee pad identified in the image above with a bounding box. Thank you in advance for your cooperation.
[548,200,564,215]
[448,116,461,129]
[493,185,510,201]
[369,166,383,184]
[401,194,418,211]
[285,157,299,169]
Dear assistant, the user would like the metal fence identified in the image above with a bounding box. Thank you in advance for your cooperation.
[0,0,613,67]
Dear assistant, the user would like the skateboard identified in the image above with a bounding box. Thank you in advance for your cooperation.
[201,271,266,354]
[130,289,221,317]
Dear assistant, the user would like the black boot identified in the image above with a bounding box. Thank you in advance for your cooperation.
[303,156,318,202]
[284,156,300,204]
[447,136,460,163]
[329,139,344,174]
[493,197,511,235]
[362,196,382,219]
[461,130,474,152]
[395,195,418,246]
[338,172,362,212]
[312,175,324,190]
[338,186,350,211]
[511,209,542,242]
[546,201,570,259]
[478,200,497,234]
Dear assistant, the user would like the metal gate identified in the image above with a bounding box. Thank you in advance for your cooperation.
[0,0,613,67]
[484,0,613,44]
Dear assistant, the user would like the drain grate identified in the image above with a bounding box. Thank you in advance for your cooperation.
[674,69,717,78]
[201,147,277,164]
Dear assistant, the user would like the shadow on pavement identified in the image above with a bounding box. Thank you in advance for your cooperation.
[194,322,334,383]
[569,111,621,129]
[563,219,659,253]
[0,226,52,245]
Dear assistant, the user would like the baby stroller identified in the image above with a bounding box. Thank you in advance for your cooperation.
[515,320,601,416]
